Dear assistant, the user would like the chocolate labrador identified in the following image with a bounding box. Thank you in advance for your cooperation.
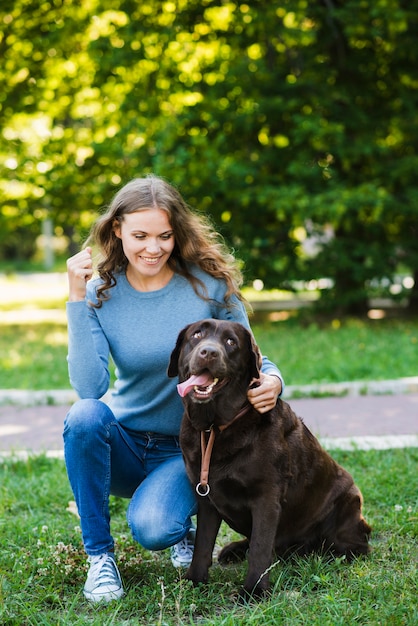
[168,319,371,600]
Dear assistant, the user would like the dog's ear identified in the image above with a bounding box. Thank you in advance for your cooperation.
[167,325,190,377]
[246,329,262,381]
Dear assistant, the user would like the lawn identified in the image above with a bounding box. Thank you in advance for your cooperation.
[0,449,417,625]
[1,275,417,624]
[1,272,417,391]
[1,316,417,391]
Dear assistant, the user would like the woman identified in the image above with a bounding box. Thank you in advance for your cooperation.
[65,174,284,602]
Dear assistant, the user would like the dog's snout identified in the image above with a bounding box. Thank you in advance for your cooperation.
[199,345,219,360]
[187,332,229,374]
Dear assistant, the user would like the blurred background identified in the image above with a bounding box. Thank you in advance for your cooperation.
[1,0,417,317]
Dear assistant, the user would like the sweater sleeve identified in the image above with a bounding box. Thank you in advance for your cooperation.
[215,292,285,395]
[66,299,111,399]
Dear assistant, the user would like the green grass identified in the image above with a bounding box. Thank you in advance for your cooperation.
[1,277,417,623]
[0,272,417,390]
[253,316,418,386]
[1,450,417,625]
[0,323,69,390]
[0,317,417,391]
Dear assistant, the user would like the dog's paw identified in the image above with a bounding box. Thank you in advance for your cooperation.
[184,567,209,586]
[218,539,249,564]
[237,584,269,604]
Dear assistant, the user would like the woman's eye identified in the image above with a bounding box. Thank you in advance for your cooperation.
[226,338,236,346]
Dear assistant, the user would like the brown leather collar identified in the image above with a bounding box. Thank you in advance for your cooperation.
[195,401,252,496]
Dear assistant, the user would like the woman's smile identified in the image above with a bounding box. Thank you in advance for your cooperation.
[114,208,175,290]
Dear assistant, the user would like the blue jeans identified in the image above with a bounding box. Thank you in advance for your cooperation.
[63,399,197,556]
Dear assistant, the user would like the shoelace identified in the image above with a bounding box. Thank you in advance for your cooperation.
[175,536,193,557]
[89,554,119,586]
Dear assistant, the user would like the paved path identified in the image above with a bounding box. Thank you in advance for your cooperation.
[1,392,417,456]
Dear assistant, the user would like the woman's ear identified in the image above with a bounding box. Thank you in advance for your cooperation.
[113,218,121,239]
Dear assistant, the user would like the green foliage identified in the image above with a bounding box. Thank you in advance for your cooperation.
[1,1,418,312]
[0,451,417,624]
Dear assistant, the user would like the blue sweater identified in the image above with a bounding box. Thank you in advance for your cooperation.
[66,267,283,435]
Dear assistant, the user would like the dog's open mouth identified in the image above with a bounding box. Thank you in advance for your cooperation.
[177,371,228,399]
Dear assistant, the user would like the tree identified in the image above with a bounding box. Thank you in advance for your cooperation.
[1,0,417,314]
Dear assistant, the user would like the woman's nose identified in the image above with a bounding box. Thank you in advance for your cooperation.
[145,239,160,253]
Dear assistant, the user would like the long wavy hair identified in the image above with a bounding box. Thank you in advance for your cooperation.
[86,174,245,308]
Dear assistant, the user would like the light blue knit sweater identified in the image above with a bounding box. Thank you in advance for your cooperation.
[66,267,283,435]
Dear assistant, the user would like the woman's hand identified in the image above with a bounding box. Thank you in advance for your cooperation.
[66,247,93,301]
[247,372,282,414]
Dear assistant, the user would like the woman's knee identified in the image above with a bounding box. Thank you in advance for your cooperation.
[127,463,197,551]
[128,503,190,551]
[64,399,113,438]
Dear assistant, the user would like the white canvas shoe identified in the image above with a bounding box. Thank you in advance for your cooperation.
[83,553,124,603]
[170,528,196,568]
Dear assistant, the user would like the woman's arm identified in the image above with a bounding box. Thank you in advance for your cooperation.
[66,249,110,398]
[66,301,111,399]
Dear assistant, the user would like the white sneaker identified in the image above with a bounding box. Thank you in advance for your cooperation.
[83,553,124,603]
[170,528,196,568]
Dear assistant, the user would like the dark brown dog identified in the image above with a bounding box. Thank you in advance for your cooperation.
[168,319,371,600]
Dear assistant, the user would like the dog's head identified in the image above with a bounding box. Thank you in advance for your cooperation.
[168,319,261,404]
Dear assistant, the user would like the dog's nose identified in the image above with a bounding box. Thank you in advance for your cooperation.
[199,346,219,360]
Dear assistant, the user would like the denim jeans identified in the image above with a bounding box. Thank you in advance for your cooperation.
[63,399,197,556]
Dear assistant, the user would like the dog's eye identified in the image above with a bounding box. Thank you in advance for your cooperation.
[192,331,202,339]
[226,337,236,346]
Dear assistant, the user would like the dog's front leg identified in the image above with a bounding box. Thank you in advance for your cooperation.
[240,502,281,600]
[185,498,222,586]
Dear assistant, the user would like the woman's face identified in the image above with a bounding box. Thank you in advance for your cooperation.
[114,209,175,286]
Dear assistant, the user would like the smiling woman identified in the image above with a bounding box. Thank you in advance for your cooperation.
[113,209,176,292]
[63,173,283,603]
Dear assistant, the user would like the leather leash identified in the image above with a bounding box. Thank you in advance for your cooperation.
[195,402,252,496]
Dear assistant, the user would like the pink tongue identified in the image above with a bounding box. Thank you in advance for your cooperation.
[177,373,213,397]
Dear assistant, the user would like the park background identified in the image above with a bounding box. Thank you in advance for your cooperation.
[1,0,418,316]
[0,2,417,625]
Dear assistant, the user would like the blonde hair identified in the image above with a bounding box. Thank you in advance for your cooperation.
[87,174,245,308]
